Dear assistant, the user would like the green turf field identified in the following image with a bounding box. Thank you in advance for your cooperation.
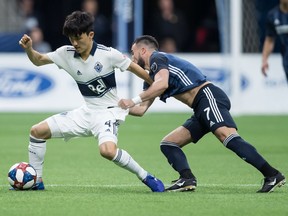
[0,113,287,216]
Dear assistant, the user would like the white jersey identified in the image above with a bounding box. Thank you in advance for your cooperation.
[47,42,131,109]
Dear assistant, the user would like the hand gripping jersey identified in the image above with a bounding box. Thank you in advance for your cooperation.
[47,41,131,108]
[144,51,207,102]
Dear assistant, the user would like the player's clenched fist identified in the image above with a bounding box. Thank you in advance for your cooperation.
[118,99,135,109]
[19,34,32,49]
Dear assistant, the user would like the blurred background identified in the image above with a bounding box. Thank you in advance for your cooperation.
[0,0,287,114]
[0,0,281,53]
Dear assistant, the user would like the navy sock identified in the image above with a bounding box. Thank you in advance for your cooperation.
[160,141,194,179]
[224,135,278,177]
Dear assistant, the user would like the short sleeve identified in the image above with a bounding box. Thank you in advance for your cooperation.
[150,52,169,74]
[265,11,277,37]
[47,46,70,70]
[110,48,132,72]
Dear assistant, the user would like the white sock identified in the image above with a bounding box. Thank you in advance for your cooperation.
[28,135,46,179]
[112,149,148,180]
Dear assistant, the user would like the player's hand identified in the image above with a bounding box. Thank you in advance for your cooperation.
[118,99,135,109]
[261,61,269,77]
[19,34,32,50]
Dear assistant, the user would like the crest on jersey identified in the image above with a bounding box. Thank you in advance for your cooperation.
[151,62,158,72]
[94,62,103,73]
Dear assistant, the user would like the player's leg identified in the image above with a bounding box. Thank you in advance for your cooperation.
[161,117,207,192]
[214,125,276,175]
[214,125,285,192]
[97,119,164,192]
[28,120,51,190]
[98,140,147,179]
[29,107,91,190]
[202,84,285,192]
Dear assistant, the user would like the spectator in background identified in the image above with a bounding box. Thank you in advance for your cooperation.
[0,0,19,32]
[148,0,189,52]
[29,26,51,53]
[159,37,177,53]
[261,0,288,82]
[0,0,42,52]
[192,1,219,52]
[17,0,41,33]
[82,0,112,46]
[0,0,40,33]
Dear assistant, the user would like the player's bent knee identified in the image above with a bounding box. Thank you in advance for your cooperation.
[222,133,240,147]
[30,122,51,140]
[30,125,44,139]
[99,142,117,160]
[100,150,115,160]
[214,127,237,143]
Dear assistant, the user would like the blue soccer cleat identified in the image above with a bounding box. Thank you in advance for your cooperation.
[9,181,45,191]
[31,181,45,190]
[142,174,165,192]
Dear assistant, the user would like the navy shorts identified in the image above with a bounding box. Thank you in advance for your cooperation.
[182,83,237,143]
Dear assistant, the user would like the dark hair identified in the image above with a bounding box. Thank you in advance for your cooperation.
[63,11,94,37]
[133,35,159,50]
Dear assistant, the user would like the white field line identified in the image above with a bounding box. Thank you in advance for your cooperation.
[0,183,260,188]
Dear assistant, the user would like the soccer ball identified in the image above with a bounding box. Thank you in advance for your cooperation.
[8,162,37,190]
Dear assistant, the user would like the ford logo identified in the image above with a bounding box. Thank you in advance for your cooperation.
[0,68,54,97]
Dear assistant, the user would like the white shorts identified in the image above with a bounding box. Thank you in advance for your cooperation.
[45,105,128,145]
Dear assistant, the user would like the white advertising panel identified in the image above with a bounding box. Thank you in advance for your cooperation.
[0,54,133,112]
[0,53,287,114]
[237,55,288,114]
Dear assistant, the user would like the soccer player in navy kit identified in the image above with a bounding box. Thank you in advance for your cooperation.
[18,12,165,192]
[262,0,288,82]
[119,35,286,193]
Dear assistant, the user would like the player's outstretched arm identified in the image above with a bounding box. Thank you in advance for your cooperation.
[128,99,155,117]
[118,69,168,110]
[19,34,53,66]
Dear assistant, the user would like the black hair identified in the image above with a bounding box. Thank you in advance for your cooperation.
[63,11,94,37]
[133,35,159,50]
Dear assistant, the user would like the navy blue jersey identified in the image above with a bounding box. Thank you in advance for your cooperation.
[144,51,207,102]
[266,6,288,56]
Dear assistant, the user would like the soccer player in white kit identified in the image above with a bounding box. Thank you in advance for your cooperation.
[18,11,165,192]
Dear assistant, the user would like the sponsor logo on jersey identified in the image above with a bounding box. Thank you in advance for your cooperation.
[77,71,116,97]
[77,70,82,75]
[0,68,53,97]
[88,79,107,94]
[94,62,103,73]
